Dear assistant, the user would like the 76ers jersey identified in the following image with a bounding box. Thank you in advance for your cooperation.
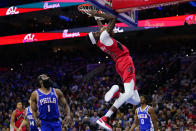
[26,106,39,131]
[96,30,130,63]
[36,88,60,121]
[137,105,153,131]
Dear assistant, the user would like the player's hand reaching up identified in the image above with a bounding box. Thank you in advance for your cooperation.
[88,10,97,17]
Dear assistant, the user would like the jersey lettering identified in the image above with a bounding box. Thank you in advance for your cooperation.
[40,97,56,105]
[36,88,60,121]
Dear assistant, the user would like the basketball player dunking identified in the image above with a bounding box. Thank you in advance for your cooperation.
[87,11,140,130]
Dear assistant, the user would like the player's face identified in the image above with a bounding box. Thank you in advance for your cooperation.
[140,96,146,104]
[17,102,22,110]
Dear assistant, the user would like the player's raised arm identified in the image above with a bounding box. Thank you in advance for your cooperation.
[97,19,103,30]
[30,91,40,127]
[148,107,158,131]
[106,16,117,34]
[130,109,139,131]
[55,89,71,124]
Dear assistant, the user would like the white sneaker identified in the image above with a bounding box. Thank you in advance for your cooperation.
[105,85,119,102]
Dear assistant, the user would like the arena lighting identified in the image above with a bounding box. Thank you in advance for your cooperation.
[157,6,163,10]
[189,1,196,7]
[59,15,73,22]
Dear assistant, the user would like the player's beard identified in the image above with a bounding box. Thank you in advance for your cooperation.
[43,79,53,89]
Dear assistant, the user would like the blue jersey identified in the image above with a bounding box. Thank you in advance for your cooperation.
[26,106,39,131]
[137,105,153,131]
[36,88,60,121]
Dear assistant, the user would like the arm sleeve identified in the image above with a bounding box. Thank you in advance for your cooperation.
[100,30,114,46]
[88,32,96,45]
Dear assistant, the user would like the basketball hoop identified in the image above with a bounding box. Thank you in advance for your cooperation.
[78,3,105,20]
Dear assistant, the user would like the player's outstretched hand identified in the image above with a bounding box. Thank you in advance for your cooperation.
[88,10,97,17]
[65,116,72,125]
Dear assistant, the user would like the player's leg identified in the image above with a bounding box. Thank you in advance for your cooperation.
[97,79,137,130]
[126,89,140,105]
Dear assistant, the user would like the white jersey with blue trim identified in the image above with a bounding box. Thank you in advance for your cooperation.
[137,105,154,131]
[26,106,40,131]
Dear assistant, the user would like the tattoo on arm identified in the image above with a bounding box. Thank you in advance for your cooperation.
[30,91,39,122]
[56,89,70,116]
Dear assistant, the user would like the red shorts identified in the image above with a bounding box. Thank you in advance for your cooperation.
[115,55,136,87]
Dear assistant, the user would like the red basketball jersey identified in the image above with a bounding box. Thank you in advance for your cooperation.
[14,109,26,131]
[97,38,130,63]
[97,34,136,85]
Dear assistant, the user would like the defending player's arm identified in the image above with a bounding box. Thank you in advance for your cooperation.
[148,107,158,131]
[30,91,41,127]
[55,89,71,123]
[130,110,139,131]
[11,110,19,130]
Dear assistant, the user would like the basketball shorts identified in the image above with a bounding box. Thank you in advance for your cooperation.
[40,120,62,131]
[115,56,136,85]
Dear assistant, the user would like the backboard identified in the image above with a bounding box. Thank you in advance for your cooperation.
[85,0,138,27]
[85,0,193,27]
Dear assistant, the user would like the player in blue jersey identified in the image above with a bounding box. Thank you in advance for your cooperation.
[19,100,40,131]
[130,95,158,131]
[30,74,71,131]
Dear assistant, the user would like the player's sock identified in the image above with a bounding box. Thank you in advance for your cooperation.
[105,110,113,118]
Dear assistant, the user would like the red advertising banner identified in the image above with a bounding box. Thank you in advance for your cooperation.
[0,14,195,46]
[0,8,43,16]
[113,0,191,10]
[0,32,88,45]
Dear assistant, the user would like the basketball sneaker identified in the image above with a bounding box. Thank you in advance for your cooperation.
[105,85,120,102]
[96,116,112,131]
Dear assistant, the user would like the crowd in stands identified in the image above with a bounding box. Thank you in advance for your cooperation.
[0,49,195,131]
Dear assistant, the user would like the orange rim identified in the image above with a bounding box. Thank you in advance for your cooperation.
[78,4,93,13]
[78,3,105,15]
